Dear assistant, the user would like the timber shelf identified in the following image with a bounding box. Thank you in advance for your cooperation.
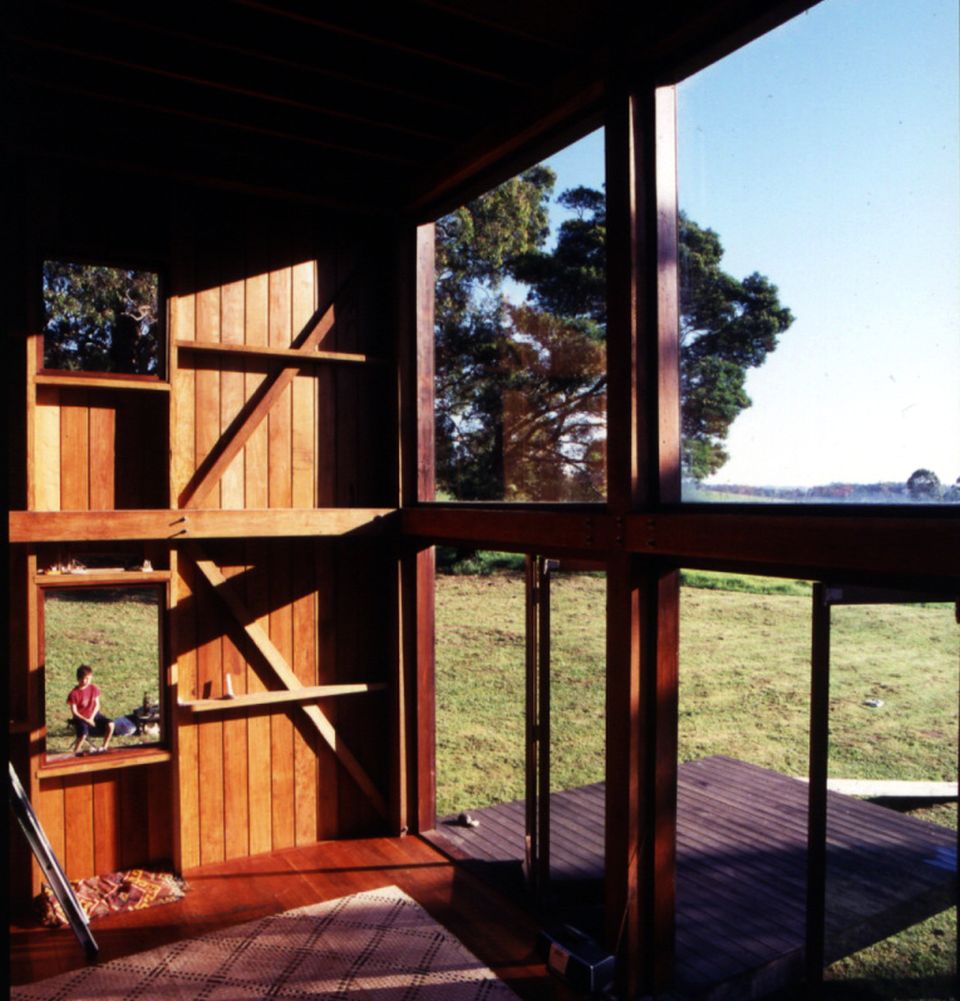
[180,683,387,714]
[175,340,389,367]
[10,508,397,543]
[38,746,172,779]
[34,570,172,585]
[34,373,170,392]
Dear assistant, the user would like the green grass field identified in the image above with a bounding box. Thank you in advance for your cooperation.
[44,587,162,755]
[436,567,958,999]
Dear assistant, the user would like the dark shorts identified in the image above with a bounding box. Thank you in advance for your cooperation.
[71,712,112,738]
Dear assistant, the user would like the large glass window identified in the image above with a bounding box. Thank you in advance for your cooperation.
[434,131,607,502]
[676,0,959,503]
[678,570,957,992]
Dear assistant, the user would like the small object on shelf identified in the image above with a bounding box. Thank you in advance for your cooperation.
[134,694,161,738]
[125,559,154,572]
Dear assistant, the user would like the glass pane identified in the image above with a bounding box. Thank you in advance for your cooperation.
[678,572,958,992]
[43,261,161,375]
[827,592,958,990]
[434,130,607,501]
[677,0,959,503]
[44,586,163,760]
[435,549,526,816]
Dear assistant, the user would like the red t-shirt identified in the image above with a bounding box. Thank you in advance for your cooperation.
[67,683,100,718]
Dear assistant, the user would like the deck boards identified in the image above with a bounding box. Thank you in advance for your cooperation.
[427,756,957,1000]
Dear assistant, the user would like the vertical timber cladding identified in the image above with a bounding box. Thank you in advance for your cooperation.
[169,211,396,869]
[26,360,170,892]
[33,387,167,512]
[47,768,171,881]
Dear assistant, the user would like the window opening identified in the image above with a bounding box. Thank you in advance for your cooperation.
[434,129,607,502]
[815,586,958,989]
[42,585,164,762]
[677,568,957,996]
[428,548,606,932]
[42,260,162,376]
[433,548,526,818]
[538,557,606,935]
[675,0,959,502]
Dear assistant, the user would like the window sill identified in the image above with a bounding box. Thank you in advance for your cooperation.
[35,570,171,586]
[35,372,170,392]
[38,746,171,780]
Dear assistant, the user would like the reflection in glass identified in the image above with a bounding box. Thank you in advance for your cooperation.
[677,0,959,502]
[434,141,607,502]
[44,587,162,759]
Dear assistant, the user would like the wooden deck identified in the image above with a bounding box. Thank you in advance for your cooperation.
[8,835,560,999]
[426,756,957,1000]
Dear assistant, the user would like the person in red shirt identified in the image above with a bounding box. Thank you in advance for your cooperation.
[66,664,114,755]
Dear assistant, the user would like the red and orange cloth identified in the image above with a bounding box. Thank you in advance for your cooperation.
[38,868,187,927]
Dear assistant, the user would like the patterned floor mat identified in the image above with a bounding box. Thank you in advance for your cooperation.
[14,885,521,1000]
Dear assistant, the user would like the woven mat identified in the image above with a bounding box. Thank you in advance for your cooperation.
[12,885,521,1000]
[38,869,188,927]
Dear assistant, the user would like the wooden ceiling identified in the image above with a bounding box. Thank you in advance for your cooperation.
[4,0,811,216]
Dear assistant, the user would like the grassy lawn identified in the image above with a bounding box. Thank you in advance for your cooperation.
[44,587,162,755]
[436,567,958,998]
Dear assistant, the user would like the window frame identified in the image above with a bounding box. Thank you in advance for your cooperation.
[38,255,168,383]
[37,578,169,770]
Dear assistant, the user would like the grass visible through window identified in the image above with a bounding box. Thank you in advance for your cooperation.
[436,567,957,996]
[44,588,162,756]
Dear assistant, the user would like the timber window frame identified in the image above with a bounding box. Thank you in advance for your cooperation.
[38,580,169,771]
[39,258,167,382]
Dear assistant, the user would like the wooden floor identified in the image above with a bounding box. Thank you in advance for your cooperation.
[8,834,562,999]
[427,756,958,1000]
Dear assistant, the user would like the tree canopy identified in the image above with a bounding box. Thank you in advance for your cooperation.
[436,176,794,499]
[42,261,160,374]
[906,468,943,501]
[678,216,793,479]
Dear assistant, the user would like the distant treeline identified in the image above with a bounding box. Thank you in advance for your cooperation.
[695,481,959,502]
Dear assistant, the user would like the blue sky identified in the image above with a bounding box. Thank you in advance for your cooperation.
[540,0,959,490]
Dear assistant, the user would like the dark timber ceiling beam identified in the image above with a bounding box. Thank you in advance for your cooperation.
[631,512,960,582]
[400,506,959,584]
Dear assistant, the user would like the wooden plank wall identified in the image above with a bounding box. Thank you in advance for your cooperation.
[171,537,392,871]
[168,228,394,871]
[35,766,175,883]
[12,200,397,905]
[29,381,173,888]
[33,389,167,512]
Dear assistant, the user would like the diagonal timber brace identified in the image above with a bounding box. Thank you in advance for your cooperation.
[188,547,386,817]
[178,301,336,509]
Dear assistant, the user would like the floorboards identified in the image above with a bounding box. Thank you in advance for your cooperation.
[10,757,954,1000]
[426,756,957,1000]
[8,834,558,999]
